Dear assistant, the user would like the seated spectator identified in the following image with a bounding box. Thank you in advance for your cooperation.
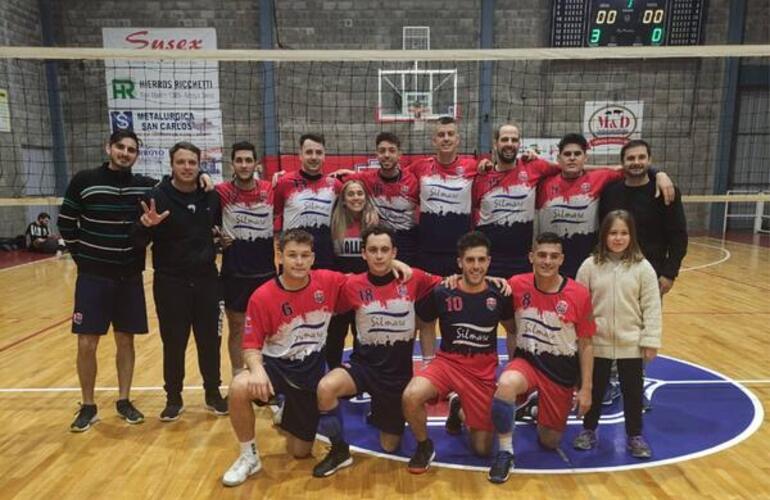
[26,212,65,254]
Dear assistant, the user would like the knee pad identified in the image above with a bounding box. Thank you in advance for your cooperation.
[491,398,515,434]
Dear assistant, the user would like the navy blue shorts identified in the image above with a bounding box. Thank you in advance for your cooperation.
[343,360,408,436]
[72,273,148,335]
[262,360,320,442]
[222,274,274,313]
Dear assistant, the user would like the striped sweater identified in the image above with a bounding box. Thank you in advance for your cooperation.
[58,163,158,278]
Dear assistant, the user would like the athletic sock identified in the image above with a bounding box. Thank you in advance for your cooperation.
[492,397,516,454]
[318,406,345,446]
[240,439,258,459]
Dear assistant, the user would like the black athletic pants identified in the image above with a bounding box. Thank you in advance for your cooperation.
[153,272,222,404]
[582,357,644,436]
[325,311,356,369]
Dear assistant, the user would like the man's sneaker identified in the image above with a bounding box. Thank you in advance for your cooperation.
[515,396,539,423]
[407,439,435,474]
[603,381,622,406]
[270,397,285,426]
[573,429,598,450]
[627,435,652,459]
[70,404,98,432]
[445,393,462,435]
[159,403,184,422]
[116,399,144,424]
[222,453,262,486]
[205,392,229,416]
[487,450,515,484]
[312,443,353,478]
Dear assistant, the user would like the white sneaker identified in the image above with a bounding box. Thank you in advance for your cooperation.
[222,454,262,487]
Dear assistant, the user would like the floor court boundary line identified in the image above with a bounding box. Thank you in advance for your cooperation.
[680,241,731,272]
[0,254,59,273]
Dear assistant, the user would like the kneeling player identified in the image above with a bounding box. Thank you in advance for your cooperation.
[402,231,515,473]
[488,232,595,484]
[221,229,346,486]
[312,225,440,477]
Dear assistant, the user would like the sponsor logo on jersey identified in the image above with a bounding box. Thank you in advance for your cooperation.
[314,290,325,304]
[485,297,497,311]
[555,299,569,315]
[518,171,529,182]
[581,182,591,193]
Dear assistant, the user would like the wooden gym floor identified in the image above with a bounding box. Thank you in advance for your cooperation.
[0,236,767,499]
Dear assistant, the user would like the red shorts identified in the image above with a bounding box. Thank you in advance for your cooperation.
[416,356,495,432]
[504,358,574,432]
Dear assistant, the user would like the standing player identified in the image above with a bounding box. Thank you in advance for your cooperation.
[58,130,159,431]
[409,117,479,276]
[402,231,515,473]
[473,124,560,277]
[312,225,440,477]
[133,142,227,421]
[346,132,420,265]
[272,133,341,269]
[216,141,275,376]
[537,133,674,278]
[220,229,348,486]
[487,232,595,484]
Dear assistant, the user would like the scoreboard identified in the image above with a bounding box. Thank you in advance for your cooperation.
[551,0,706,47]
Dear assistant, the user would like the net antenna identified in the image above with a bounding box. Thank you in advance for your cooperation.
[377,26,458,125]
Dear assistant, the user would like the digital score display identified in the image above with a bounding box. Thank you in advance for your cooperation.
[551,0,706,47]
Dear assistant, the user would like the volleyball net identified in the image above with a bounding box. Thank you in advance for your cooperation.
[0,44,768,235]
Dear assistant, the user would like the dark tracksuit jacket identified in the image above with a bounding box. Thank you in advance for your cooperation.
[132,177,222,402]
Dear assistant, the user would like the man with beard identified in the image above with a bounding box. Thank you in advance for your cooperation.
[600,140,688,296]
[472,124,560,277]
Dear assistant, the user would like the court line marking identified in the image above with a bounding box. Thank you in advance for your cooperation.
[680,241,731,272]
[0,316,71,352]
[346,355,766,474]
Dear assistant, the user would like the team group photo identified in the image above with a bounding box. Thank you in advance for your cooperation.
[0,0,767,498]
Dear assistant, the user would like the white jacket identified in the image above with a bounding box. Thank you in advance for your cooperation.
[576,255,662,359]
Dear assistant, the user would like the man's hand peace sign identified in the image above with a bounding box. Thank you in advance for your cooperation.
[139,199,170,228]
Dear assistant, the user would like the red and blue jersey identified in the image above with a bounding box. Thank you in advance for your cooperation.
[349,167,420,264]
[417,283,514,382]
[536,169,622,277]
[509,273,595,388]
[273,170,342,269]
[243,269,347,389]
[216,180,275,278]
[337,269,440,386]
[473,158,559,277]
[409,156,478,257]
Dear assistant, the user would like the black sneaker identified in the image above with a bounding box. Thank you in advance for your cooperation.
[312,443,353,478]
[205,392,229,416]
[407,439,435,474]
[445,393,462,435]
[159,403,184,422]
[70,403,98,432]
[515,396,539,423]
[488,450,515,484]
[116,399,144,424]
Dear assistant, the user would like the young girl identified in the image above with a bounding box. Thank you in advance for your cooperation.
[573,209,662,458]
[326,179,379,368]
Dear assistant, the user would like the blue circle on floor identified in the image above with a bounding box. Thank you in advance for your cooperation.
[334,340,763,473]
